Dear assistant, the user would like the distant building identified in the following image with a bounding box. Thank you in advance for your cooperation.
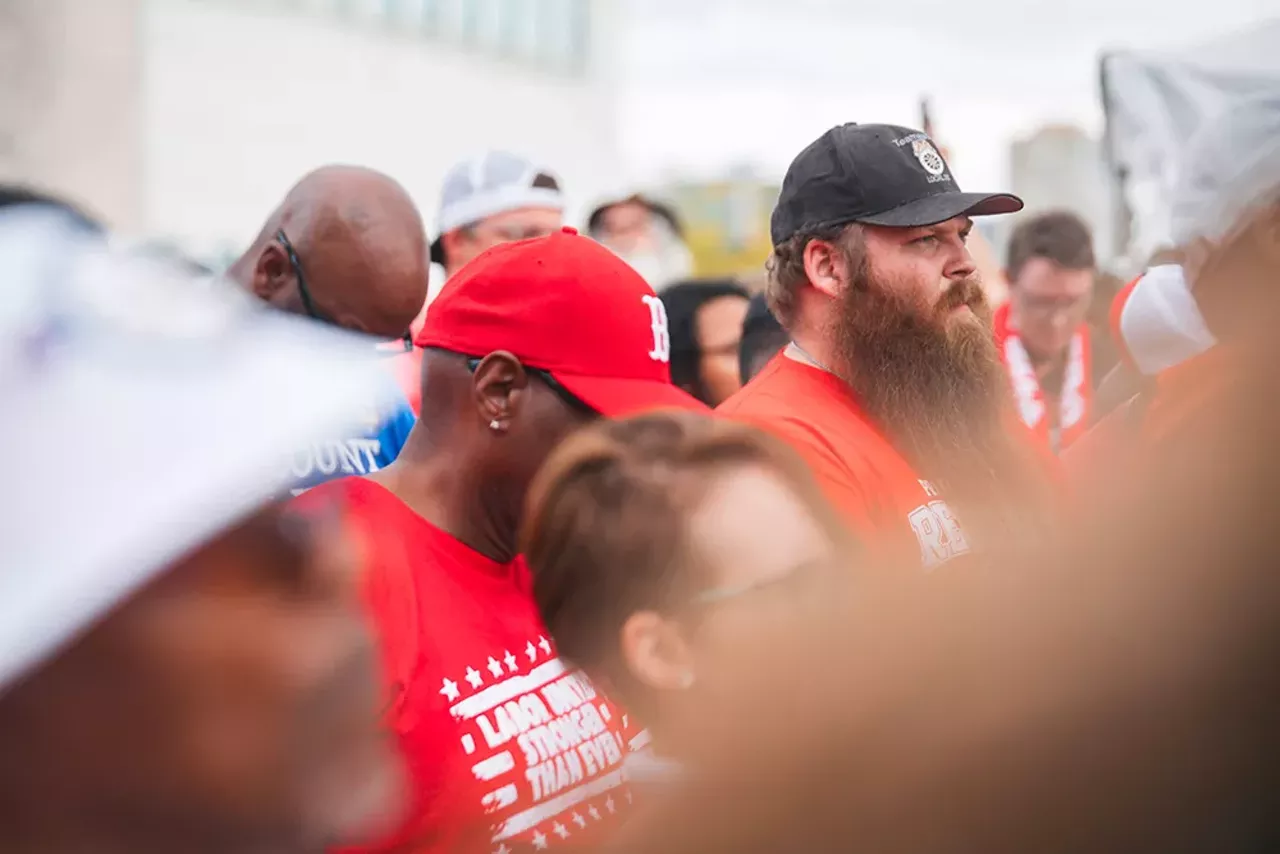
[0,0,145,230]
[1005,124,1114,264]
[662,168,778,280]
[0,0,620,264]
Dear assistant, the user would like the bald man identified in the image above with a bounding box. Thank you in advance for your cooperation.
[229,165,428,337]
[228,165,430,491]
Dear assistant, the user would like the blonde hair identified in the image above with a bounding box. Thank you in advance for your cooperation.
[520,411,844,682]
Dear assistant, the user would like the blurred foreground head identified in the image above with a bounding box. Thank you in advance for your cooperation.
[227,165,428,341]
[1112,94,1280,378]
[1179,98,1280,345]
[522,412,852,768]
[0,211,405,854]
[608,200,1280,853]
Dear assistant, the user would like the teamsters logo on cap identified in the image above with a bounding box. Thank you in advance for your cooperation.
[911,138,947,178]
[894,133,949,183]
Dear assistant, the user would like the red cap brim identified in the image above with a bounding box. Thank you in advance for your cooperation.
[552,372,709,417]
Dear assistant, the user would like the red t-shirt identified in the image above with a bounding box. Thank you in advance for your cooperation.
[1065,345,1229,494]
[716,354,973,570]
[309,478,636,853]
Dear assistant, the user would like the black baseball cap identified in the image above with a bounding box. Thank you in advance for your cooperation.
[770,123,1023,246]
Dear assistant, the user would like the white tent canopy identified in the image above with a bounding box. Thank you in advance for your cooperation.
[1099,19,1280,270]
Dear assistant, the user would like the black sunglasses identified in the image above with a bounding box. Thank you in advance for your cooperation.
[465,357,596,416]
[276,229,413,353]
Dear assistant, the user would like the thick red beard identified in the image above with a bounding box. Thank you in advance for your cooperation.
[830,259,1006,475]
[829,255,1058,556]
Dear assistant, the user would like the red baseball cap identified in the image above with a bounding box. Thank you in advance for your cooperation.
[417,227,706,416]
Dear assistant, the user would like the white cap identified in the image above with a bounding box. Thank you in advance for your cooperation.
[430,151,563,262]
[0,208,394,694]
[1117,264,1219,376]
[1170,94,1280,247]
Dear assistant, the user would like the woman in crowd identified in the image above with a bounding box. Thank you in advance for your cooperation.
[659,278,751,406]
[520,411,856,780]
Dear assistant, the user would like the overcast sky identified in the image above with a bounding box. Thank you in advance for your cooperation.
[614,0,1278,190]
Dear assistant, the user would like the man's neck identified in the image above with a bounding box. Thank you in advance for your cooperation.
[786,332,839,376]
[375,428,518,564]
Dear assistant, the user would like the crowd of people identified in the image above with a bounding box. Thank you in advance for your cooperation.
[2,90,1279,854]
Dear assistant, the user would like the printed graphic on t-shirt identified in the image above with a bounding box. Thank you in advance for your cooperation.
[440,634,635,850]
[289,395,416,495]
[906,480,971,569]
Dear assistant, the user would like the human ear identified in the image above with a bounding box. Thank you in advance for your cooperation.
[470,350,531,433]
[620,611,696,693]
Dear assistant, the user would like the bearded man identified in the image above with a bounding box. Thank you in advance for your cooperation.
[719,123,1056,570]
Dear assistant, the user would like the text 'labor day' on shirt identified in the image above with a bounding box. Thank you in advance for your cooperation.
[716,353,972,571]
[302,477,638,854]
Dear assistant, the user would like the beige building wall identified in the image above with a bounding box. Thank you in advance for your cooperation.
[0,0,144,229]
[141,0,621,264]
[0,0,620,261]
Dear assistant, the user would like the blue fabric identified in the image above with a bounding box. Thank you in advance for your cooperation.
[289,378,416,492]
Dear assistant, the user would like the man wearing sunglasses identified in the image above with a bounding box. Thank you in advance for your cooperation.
[304,227,705,853]
[226,165,429,492]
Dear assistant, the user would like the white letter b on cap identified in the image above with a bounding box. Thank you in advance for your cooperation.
[642,295,670,363]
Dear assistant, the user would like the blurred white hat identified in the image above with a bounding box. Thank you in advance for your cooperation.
[1169,93,1280,247]
[429,151,564,264]
[0,208,392,694]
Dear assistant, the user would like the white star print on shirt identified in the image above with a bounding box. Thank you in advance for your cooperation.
[503,650,518,672]
[571,811,587,828]
[552,822,570,839]
[605,796,616,814]
[465,666,483,689]
[531,830,548,850]
[439,677,460,702]
[588,805,601,821]
[487,656,504,678]
[525,641,538,661]
[538,635,552,654]
[493,845,510,854]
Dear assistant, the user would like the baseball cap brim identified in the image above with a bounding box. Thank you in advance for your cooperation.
[552,372,709,417]
[856,191,1024,228]
[1,226,393,694]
